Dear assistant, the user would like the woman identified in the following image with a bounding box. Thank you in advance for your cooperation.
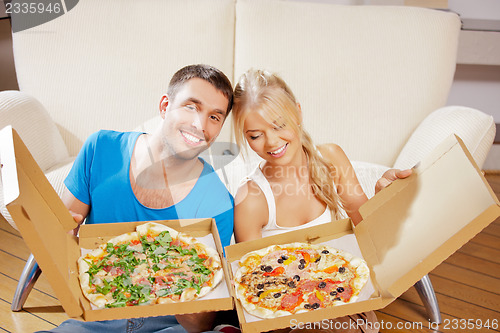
[232,69,409,333]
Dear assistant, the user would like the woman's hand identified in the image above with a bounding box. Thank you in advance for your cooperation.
[375,169,412,194]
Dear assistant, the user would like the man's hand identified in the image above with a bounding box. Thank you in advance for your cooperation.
[68,211,84,236]
[375,169,412,194]
[175,312,217,333]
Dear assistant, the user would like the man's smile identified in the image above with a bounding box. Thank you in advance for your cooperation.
[180,130,205,146]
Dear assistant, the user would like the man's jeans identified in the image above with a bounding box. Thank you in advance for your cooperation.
[36,315,218,333]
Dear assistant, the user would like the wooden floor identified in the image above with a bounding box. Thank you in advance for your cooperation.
[1,175,499,333]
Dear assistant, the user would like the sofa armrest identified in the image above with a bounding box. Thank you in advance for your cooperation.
[0,91,70,171]
[394,106,496,170]
[0,91,72,230]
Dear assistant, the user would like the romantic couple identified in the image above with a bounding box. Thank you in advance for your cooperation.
[40,64,410,333]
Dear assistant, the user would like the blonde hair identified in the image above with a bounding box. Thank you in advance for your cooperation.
[233,69,344,219]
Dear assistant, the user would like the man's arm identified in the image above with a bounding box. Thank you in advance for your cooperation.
[62,188,89,234]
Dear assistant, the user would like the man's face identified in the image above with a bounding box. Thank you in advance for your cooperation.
[159,78,229,161]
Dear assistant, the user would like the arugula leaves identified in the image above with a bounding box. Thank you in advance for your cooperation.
[86,230,214,307]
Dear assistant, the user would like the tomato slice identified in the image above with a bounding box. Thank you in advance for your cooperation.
[297,250,311,263]
[323,265,338,274]
[263,266,285,277]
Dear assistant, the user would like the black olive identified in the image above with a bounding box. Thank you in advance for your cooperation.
[318,281,326,289]
[274,293,281,298]
[281,255,288,260]
[338,267,346,273]
[260,265,266,271]
[321,250,329,254]
[293,275,300,281]
[298,263,305,270]
[337,287,345,293]
[334,297,341,301]
[252,271,258,274]
[311,303,320,309]
[277,258,283,264]
[304,303,311,309]
[256,291,263,297]
[257,283,264,290]
[315,257,321,263]
[265,265,273,272]
[288,281,296,288]
[330,291,337,296]
[299,259,306,264]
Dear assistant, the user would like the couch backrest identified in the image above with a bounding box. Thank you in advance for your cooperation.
[12,0,461,167]
[12,0,235,156]
[234,0,460,166]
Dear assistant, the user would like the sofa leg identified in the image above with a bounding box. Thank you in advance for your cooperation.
[11,253,41,311]
[414,274,441,324]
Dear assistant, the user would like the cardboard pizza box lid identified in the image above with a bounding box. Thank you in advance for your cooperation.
[355,134,500,299]
[0,126,83,317]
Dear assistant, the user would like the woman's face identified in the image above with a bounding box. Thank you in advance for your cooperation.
[243,110,302,166]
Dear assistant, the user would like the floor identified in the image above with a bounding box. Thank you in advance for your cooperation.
[0,174,499,333]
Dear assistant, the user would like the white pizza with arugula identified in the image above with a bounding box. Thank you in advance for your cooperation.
[234,242,370,319]
[78,222,223,308]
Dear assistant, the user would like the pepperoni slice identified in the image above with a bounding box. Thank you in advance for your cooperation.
[307,292,321,305]
[338,285,353,301]
[321,280,339,293]
[298,280,318,292]
[280,292,303,311]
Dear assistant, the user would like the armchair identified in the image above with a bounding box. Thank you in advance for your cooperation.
[0,0,495,325]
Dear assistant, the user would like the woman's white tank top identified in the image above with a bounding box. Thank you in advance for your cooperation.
[239,163,346,238]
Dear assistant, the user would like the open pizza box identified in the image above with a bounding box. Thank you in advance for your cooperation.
[225,134,500,333]
[0,126,234,321]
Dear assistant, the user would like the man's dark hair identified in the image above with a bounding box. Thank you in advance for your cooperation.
[167,64,233,115]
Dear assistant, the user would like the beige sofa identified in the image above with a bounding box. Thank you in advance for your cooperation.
[0,0,496,324]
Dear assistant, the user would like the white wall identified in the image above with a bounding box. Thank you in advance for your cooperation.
[449,0,500,21]
[447,0,500,170]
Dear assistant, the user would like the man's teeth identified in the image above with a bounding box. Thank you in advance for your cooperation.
[270,144,286,155]
[182,131,202,143]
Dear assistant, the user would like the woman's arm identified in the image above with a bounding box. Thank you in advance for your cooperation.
[234,181,269,243]
[318,144,368,226]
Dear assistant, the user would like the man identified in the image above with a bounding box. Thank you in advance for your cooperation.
[39,64,235,333]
